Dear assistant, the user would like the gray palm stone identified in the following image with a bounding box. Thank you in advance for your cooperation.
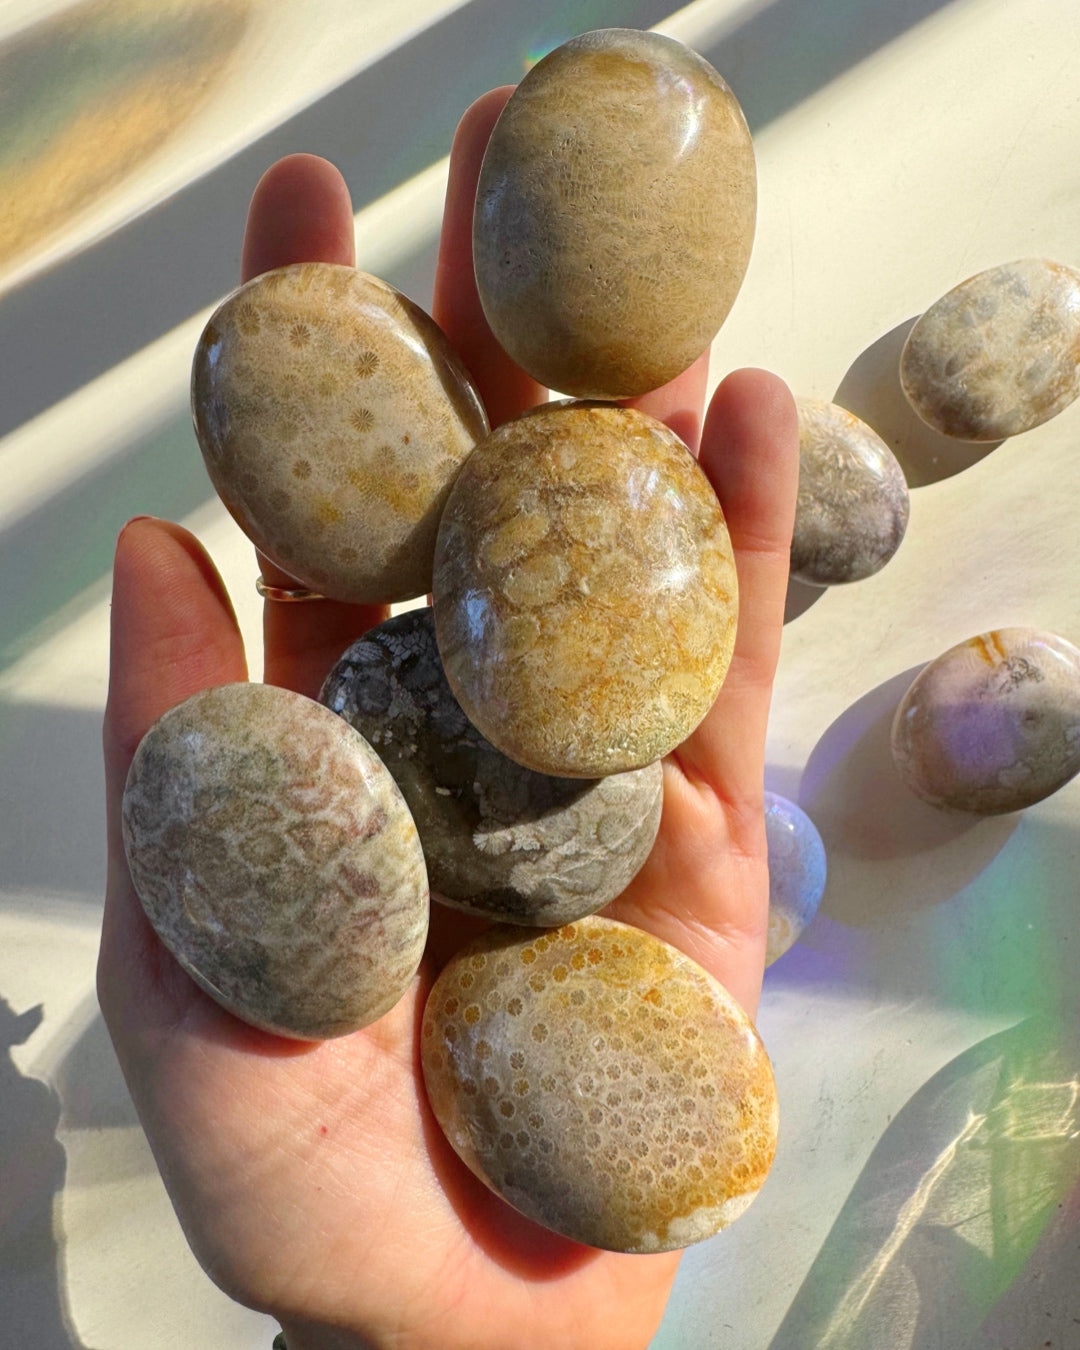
[792,397,910,586]
[320,608,663,926]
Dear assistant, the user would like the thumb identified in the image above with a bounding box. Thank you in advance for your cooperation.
[100,517,247,1029]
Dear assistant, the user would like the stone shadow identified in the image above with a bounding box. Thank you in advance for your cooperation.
[798,666,1017,924]
[833,319,1002,489]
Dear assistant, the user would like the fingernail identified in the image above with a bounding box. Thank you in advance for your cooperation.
[117,514,158,542]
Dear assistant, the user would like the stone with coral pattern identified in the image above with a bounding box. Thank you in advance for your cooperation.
[191,262,488,603]
[421,917,778,1252]
[121,682,429,1039]
[474,28,755,398]
[432,402,738,777]
[900,259,1080,442]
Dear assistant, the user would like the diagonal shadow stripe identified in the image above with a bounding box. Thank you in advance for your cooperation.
[0,0,683,440]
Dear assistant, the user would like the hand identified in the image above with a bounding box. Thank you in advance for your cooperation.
[98,88,798,1350]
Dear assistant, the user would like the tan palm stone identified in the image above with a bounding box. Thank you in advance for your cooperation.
[191,261,489,603]
[121,682,429,1039]
[421,917,779,1253]
[473,28,756,398]
[431,402,738,778]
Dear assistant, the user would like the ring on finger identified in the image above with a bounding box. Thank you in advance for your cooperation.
[255,575,326,603]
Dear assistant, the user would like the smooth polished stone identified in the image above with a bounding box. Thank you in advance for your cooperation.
[192,261,488,603]
[432,402,738,777]
[764,791,827,966]
[321,608,663,926]
[473,28,756,398]
[900,259,1080,441]
[421,918,778,1252]
[121,683,429,1039]
[891,628,1080,814]
[791,398,910,586]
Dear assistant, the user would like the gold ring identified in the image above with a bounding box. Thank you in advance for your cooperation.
[256,575,326,603]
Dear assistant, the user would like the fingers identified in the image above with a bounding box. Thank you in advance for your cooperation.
[241,153,388,697]
[103,518,248,794]
[241,152,356,280]
[433,87,547,428]
[100,517,248,1025]
[674,368,799,804]
[621,351,711,455]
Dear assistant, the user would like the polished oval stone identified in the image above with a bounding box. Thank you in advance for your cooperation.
[900,259,1080,442]
[791,398,910,586]
[764,791,827,966]
[891,628,1080,814]
[320,607,663,926]
[191,261,489,603]
[432,402,738,777]
[421,917,778,1252]
[121,682,429,1039]
[473,28,756,398]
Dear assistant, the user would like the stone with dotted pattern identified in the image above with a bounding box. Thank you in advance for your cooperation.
[121,682,429,1039]
[191,261,489,603]
[421,917,778,1252]
[473,28,756,399]
[432,401,738,777]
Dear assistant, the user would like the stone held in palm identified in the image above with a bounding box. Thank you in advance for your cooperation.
[421,917,779,1253]
[191,261,489,604]
[431,401,738,778]
[899,259,1080,442]
[763,791,827,966]
[473,27,756,399]
[121,682,430,1040]
[791,397,909,586]
[320,607,664,927]
[891,627,1080,814]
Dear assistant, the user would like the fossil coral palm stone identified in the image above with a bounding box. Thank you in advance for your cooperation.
[791,398,909,586]
[320,607,663,926]
[191,261,489,603]
[421,918,778,1252]
[891,628,1080,814]
[121,683,429,1039]
[432,402,738,777]
[473,28,756,398]
[900,259,1080,441]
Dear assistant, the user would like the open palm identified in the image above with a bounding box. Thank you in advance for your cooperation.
[98,90,798,1350]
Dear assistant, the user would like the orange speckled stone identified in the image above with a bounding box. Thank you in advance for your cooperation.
[121,683,429,1039]
[431,402,738,777]
[421,917,778,1252]
[473,28,756,398]
[191,262,489,603]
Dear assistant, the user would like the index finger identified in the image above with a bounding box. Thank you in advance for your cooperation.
[240,153,389,697]
[433,87,547,428]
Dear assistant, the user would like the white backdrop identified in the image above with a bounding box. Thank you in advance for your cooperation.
[1,1,1078,1346]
